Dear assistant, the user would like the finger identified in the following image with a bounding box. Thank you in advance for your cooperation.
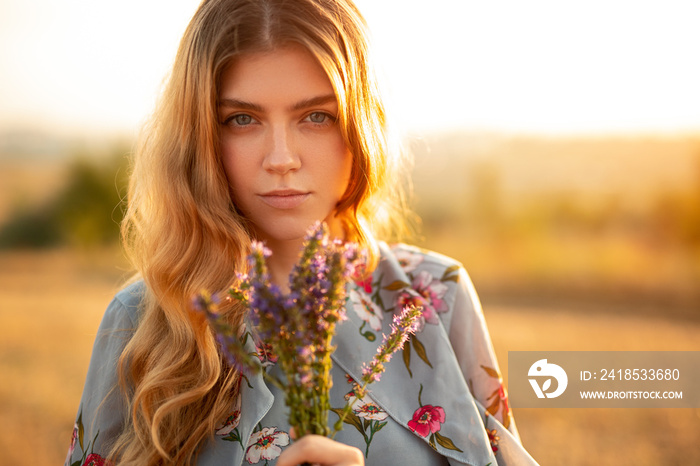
[275,435,364,466]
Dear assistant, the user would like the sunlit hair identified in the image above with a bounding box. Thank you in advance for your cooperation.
[114,0,413,463]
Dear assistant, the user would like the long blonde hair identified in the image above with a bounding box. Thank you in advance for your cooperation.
[114,0,412,463]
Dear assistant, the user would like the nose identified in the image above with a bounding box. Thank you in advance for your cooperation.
[262,125,301,174]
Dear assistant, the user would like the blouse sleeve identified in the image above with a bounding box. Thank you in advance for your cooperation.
[65,285,140,466]
[445,267,517,434]
[445,267,540,465]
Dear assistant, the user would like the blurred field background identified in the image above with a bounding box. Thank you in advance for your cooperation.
[1,131,699,465]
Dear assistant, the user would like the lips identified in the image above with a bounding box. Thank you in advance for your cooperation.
[258,189,310,209]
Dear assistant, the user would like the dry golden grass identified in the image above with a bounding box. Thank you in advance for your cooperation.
[0,249,129,465]
[487,306,700,465]
[419,225,700,318]
[1,249,698,465]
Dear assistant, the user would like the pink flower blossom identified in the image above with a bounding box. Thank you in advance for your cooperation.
[395,289,428,329]
[414,270,449,302]
[82,454,111,466]
[354,276,373,293]
[408,405,446,437]
[65,423,78,462]
[395,270,449,328]
[499,384,510,419]
[395,289,427,313]
[245,427,290,464]
[255,340,277,367]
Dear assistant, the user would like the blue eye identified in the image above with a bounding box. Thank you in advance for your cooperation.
[232,114,253,125]
[309,112,327,123]
[223,114,255,126]
[306,112,335,124]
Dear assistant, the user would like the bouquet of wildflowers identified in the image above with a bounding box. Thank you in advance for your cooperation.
[194,222,421,439]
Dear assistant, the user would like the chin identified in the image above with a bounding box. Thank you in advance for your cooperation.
[254,219,318,244]
[254,214,344,244]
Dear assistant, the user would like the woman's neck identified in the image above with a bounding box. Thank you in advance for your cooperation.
[263,238,304,294]
[254,217,346,294]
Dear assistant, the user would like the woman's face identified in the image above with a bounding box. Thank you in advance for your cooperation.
[218,44,352,245]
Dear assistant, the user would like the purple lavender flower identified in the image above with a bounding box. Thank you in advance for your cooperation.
[356,305,422,395]
[197,222,418,440]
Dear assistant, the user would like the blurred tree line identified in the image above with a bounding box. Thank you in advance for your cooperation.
[2,137,699,256]
[0,144,129,249]
[410,137,700,315]
[1,135,698,316]
[457,159,700,249]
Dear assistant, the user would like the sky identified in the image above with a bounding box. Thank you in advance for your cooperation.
[1,0,700,137]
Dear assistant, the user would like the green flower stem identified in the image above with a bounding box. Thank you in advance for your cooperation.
[197,223,420,441]
[330,377,372,440]
[365,421,381,457]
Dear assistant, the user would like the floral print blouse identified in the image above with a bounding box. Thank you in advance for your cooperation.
[66,242,538,465]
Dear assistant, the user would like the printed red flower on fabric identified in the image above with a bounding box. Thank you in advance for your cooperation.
[395,289,428,318]
[498,384,511,420]
[408,404,446,437]
[82,453,111,466]
[354,275,373,293]
[487,428,500,452]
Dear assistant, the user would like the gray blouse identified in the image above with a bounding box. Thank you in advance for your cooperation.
[66,242,538,465]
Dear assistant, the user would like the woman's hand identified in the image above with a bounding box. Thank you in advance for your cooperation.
[275,434,364,466]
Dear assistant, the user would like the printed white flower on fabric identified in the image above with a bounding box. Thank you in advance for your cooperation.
[349,289,383,331]
[215,392,242,436]
[393,248,424,273]
[245,427,290,464]
[351,395,389,421]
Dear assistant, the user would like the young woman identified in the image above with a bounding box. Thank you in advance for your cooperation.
[66,0,538,464]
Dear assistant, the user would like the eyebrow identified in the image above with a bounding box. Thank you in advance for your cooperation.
[218,94,337,112]
[218,98,264,112]
[290,94,337,111]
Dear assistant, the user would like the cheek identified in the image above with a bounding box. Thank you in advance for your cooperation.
[336,149,354,193]
[220,133,262,190]
[220,152,237,193]
[324,133,352,182]
[220,145,248,200]
[340,152,353,190]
